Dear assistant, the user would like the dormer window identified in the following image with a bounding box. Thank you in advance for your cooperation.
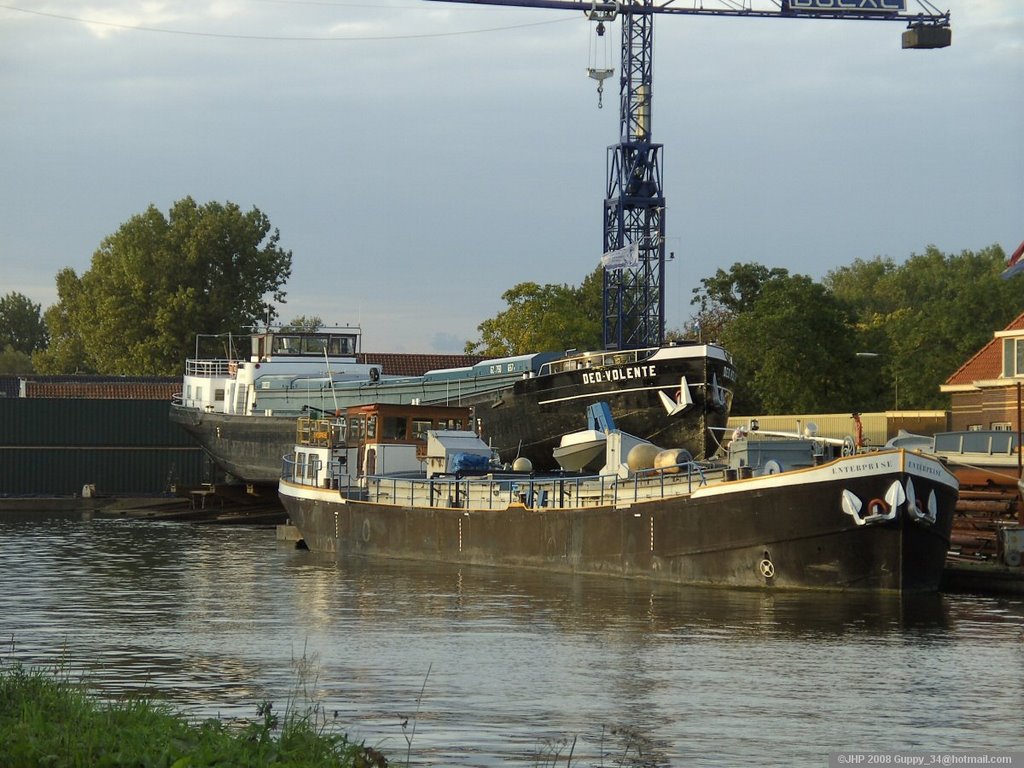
[1002,337,1024,378]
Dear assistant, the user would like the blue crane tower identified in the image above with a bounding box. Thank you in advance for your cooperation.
[425,0,951,351]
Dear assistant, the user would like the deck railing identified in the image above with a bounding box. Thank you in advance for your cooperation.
[184,358,236,377]
[282,455,715,510]
[538,346,655,377]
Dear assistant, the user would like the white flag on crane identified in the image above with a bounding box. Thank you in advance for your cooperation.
[601,241,640,271]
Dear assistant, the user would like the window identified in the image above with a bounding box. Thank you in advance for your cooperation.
[383,416,407,440]
[302,336,328,355]
[327,336,355,356]
[350,417,364,441]
[214,388,225,402]
[273,335,301,354]
[413,419,432,441]
[1003,337,1024,378]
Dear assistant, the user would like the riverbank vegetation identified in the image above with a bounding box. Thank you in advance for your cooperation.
[0,663,388,768]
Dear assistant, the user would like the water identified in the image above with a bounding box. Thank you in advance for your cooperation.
[2,513,1022,767]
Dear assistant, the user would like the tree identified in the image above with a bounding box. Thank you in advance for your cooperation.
[826,244,1023,409]
[0,292,48,355]
[466,268,603,356]
[721,275,860,414]
[691,262,792,315]
[280,316,323,333]
[688,262,792,344]
[33,198,292,375]
[0,346,34,374]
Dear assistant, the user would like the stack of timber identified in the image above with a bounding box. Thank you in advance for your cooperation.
[949,486,1020,560]
[944,471,1024,594]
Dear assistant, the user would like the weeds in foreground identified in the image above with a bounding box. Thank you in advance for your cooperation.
[399,662,432,768]
[532,725,666,768]
[0,661,386,767]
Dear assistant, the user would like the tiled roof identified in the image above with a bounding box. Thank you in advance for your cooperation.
[357,353,484,377]
[25,382,180,399]
[944,310,1024,386]
[14,376,179,400]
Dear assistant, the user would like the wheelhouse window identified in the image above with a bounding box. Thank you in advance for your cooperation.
[383,416,408,440]
[327,335,356,356]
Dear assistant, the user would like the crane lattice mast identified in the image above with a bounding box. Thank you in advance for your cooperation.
[425,0,951,351]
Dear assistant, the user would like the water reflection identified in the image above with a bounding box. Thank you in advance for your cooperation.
[281,550,954,640]
[1,515,1022,767]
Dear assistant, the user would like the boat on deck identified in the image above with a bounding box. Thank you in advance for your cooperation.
[278,405,959,593]
[169,326,736,484]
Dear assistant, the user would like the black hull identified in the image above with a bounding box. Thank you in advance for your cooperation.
[480,351,733,468]
[280,455,956,593]
[171,345,735,484]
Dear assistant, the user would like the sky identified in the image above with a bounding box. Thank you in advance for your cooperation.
[2,0,1022,355]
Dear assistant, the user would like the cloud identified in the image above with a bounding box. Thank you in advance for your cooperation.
[1,0,1020,352]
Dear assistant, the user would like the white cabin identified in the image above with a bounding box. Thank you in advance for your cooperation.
[176,327,380,416]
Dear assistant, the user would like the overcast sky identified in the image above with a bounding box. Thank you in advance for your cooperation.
[2,0,1021,354]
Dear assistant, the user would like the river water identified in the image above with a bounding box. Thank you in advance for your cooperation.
[1,513,1022,767]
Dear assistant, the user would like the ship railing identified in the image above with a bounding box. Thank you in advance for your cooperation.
[538,346,655,377]
[184,358,236,378]
[282,452,341,489]
[363,459,712,510]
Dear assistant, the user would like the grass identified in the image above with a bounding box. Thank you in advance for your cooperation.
[0,662,389,768]
[1,649,660,768]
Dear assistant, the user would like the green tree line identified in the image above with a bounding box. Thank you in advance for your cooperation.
[2,196,1019,416]
[464,244,1021,414]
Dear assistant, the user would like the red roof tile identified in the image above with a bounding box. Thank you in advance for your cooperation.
[24,381,180,400]
[944,310,1024,386]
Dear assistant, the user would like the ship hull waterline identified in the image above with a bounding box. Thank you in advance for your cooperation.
[279,455,956,594]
